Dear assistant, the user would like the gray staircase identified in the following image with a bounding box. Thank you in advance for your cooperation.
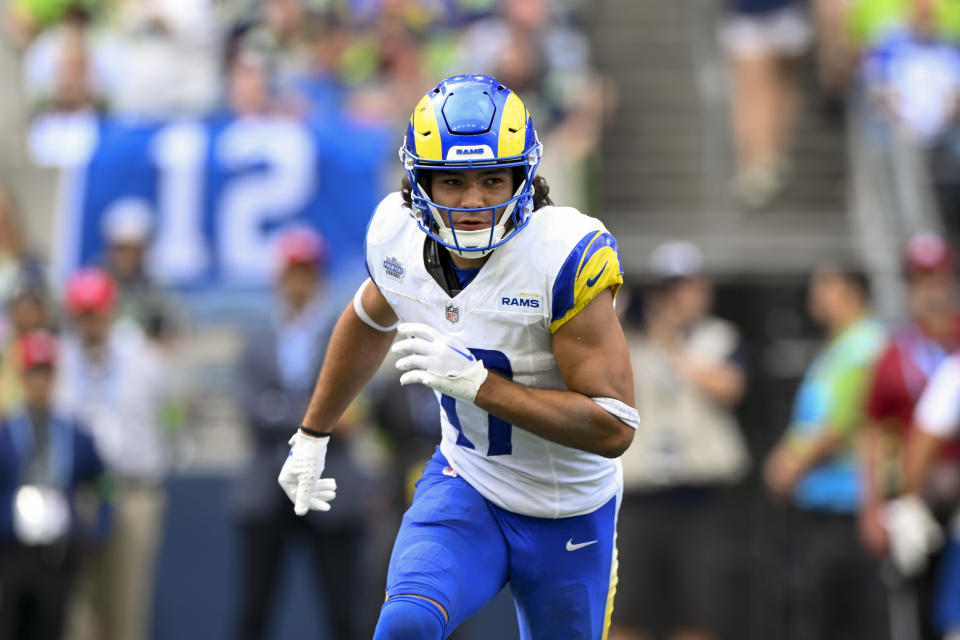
[590,0,855,277]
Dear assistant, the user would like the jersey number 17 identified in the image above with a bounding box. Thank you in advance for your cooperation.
[440,349,513,456]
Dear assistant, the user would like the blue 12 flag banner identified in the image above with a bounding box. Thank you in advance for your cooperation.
[52,113,392,288]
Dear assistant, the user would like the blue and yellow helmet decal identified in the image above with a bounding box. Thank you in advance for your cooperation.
[400,74,543,255]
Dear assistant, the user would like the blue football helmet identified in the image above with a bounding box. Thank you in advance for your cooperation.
[400,74,543,257]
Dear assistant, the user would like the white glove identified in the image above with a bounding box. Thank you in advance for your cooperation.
[277,430,337,515]
[884,495,943,576]
[391,322,489,402]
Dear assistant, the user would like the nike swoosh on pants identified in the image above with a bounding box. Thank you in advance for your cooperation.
[565,539,598,551]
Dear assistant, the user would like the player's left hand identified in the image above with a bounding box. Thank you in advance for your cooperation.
[391,323,488,402]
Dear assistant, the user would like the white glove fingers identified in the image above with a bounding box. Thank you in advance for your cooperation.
[396,323,438,342]
[399,370,430,387]
[313,477,337,491]
[390,337,434,358]
[396,354,431,372]
[309,497,333,511]
[294,474,313,516]
[309,478,336,509]
[279,430,332,516]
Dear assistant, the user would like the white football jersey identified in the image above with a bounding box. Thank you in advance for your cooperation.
[366,192,625,518]
[916,354,960,439]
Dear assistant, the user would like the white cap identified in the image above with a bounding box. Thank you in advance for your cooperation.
[648,241,704,279]
[101,198,153,245]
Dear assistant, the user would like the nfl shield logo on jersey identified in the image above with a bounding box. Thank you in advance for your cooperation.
[445,303,460,324]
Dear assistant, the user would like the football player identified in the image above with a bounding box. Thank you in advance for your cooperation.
[278,74,637,639]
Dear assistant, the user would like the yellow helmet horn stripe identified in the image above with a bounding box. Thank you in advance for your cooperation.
[498,92,527,158]
[412,94,443,161]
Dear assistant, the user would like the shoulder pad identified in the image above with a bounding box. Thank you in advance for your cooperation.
[520,208,623,333]
[366,192,411,247]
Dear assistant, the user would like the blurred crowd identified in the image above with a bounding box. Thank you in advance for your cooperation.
[723,0,960,231]
[8,0,607,210]
[0,1,610,638]
[608,232,960,640]
[0,177,180,640]
[1,1,960,640]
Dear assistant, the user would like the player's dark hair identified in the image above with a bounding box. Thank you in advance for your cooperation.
[400,172,553,211]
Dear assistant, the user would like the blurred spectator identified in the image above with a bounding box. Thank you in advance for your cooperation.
[858,232,959,640]
[368,376,442,509]
[298,7,453,128]
[459,0,590,127]
[0,186,46,313]
[105,0,221,118]
[722,0,812,209]
[763,263,889,640]
[0,330,107,640]
[0,286,50,415]
[224,44,277,117]
[851,0,960,240]
[358,17,437,124]
[25,18,105,168]
[861,0,960,144]
[611,242,750,640]
[55,267,170,640]
[5,0,100,47]
[289,10,353,118]
[458,0,608,210]
[810,0,858,96]
[233,0,310,103]
[848,0,960,50]
[99,199,175,342]
[899,352,960,638]
[0,187,49,416]
[230,228,380,640]
[21,5,110,115]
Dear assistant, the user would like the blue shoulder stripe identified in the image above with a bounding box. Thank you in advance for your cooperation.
[551,231,596,323]
[551,230,621,324]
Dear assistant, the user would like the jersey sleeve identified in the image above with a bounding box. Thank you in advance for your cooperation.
[864,342,904,423]
[548,228,624,334]
[915,356,960,439]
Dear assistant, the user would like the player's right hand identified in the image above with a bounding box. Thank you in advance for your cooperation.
[391,323,488,402]
[278,430,337,515]
[884,494,943,577]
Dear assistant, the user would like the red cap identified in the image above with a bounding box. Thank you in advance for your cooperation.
[276,228,327,271]
[19,330,58,371]
[64,267,117,314]
[904,232,955,276]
